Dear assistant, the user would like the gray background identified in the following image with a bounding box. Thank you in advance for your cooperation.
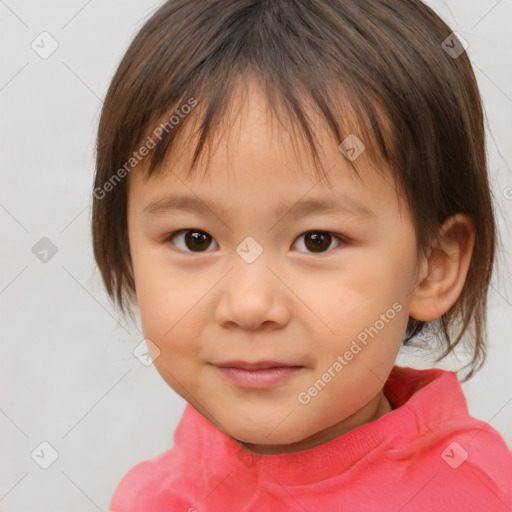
[1,0,511,510]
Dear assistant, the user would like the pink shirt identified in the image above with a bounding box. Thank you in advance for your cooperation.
[110,366,512,511]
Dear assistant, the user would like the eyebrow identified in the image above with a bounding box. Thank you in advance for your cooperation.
[142,194,376,221]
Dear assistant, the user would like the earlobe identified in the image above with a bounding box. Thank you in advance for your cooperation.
[408,214,475,322]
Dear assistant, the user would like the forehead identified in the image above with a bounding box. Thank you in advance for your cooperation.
[127,79,399,217]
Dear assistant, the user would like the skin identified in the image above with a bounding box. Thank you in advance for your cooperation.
[126,80,475,454]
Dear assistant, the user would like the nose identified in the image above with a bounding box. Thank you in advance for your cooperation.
[213,259,291,331]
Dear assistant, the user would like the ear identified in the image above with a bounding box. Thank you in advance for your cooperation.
[409,213,475,322]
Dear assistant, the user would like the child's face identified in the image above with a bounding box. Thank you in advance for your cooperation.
[127,84,424,454]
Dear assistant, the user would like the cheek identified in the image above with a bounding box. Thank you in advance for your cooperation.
[130,234,190,329]
[309,248,414,367]
[315,255,399,327]
[137,282,205,345]
[133,264,217,369]
[137,282,208,388]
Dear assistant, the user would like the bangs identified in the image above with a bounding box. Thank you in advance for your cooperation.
[136,67,397,199]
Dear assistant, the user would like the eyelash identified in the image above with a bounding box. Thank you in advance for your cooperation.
[162,229,349,255]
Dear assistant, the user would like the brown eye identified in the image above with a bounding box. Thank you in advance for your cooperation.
[293,231,342,253]
[166,230,217,253]
[165,229,344,254]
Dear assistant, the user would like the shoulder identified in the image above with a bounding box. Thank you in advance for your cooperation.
[451,422,512,488]
[384,367,512,507]
[414,420,512,507]
[108,450,193,512]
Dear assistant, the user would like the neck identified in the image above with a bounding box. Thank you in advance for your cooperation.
[238,391,393,455]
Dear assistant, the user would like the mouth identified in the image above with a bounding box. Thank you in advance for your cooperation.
[211,361,305,388]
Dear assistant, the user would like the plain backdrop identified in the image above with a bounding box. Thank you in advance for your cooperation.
[1,0,511,510]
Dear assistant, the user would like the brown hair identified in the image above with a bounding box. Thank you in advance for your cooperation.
[92,0,498,379]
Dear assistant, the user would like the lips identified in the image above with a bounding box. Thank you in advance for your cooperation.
[213,360,303,370]
[211,360,305,388]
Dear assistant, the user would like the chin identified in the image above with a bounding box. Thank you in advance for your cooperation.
[224,417,313,448]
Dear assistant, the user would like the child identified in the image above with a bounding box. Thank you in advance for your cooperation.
[92,0,512,510]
